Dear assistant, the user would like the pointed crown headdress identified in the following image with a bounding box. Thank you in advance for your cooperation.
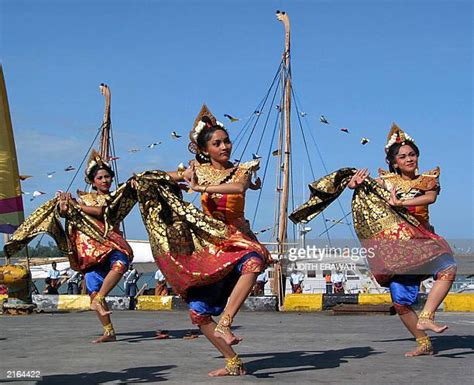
[385,123,416,153]
[188,104,225,154]
[85,149,111,184]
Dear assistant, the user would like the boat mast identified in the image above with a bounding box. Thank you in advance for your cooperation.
[275,10,291,307]
[99,83,111,160]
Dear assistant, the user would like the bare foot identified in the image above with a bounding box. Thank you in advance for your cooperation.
[92,334,116,343]
[416,319,448,333]
[90,297,112,317]
[208,366,246,377]
[405,346,434,357]
[213,328,242,346]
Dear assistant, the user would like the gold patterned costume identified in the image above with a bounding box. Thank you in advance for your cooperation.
[289,168,453,287]
[378,167,440,230]
[4,182,137,273]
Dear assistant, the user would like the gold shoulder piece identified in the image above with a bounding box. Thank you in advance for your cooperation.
[421,166,440,178]
[239,159,260,172]
[76,190,108,207]
[378,168,396,179]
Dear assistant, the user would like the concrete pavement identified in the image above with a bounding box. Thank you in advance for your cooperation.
[1,311,473,384]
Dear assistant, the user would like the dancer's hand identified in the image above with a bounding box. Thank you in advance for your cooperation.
[387,188,403,207]
[182,161,196,180]
[348,169,369,189]
[184,163,202,192]
[130,175,139,190]
[58,192,73,214]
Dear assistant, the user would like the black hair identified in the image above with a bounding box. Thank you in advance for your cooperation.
[195,116,230,164]
[385,141,420,174]
[87,163,115,189]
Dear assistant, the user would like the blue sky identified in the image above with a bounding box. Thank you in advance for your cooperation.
[1,0,472,247]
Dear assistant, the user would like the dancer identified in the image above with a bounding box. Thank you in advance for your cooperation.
[5,150,135,342]
[290,123,456,357]
[152,105,272,376]
[58,150,134,343]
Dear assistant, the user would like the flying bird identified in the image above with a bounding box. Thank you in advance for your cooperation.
[64,166,75,172]
[254,110,262,116]
[299,111,307,117]
[340,128,349,133]
[272,149,280,156]
[360,138,370,145]
[252,153,262,160]
[255,226,273,235]
[171,131,182,139]
[108,156,120,161]
[19,175,33,181]
[30,190,46,201]
[325,218,351,226]
[320,115,329,124]
[47,171,56,178]
[128,148,141,153]
[147,142,162,148]
[224,114,239,122]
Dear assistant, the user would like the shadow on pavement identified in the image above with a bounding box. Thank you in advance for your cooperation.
[113,326,242,343]
[241,347,381,378]
[375,334,474,358]
[36,365,176,384]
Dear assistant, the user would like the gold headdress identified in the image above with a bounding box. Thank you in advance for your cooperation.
[188,104,225,154]
[385,123,416,153]
[85,149,111,184]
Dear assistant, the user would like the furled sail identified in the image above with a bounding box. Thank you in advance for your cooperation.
[0,65,24,233]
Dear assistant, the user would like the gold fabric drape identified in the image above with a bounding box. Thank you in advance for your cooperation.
[5,170,270,296]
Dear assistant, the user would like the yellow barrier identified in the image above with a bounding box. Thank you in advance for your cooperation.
[58,295,90,311]
[136,295,173,311]
[443,293,474,312]
[358,294,392,305]
[283,294,323,311]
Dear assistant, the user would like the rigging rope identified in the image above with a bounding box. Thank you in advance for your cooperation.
[290,83,356,240]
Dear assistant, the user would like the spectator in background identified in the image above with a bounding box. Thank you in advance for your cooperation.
[325,271,333,294]
[43,277,59,295]
[47,261,61,289]
[332,269,346,294]
[66,269,82,295]
[123,264,140,297]
[290,269,304,294]
[154,268,168,296]
[252,269,268,296]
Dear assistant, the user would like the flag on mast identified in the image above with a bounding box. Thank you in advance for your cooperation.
[0,65,24,233]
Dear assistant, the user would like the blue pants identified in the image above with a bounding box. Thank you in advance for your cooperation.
[390,253,456,306]
[85,250,129,294]
[187,252,263,317]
